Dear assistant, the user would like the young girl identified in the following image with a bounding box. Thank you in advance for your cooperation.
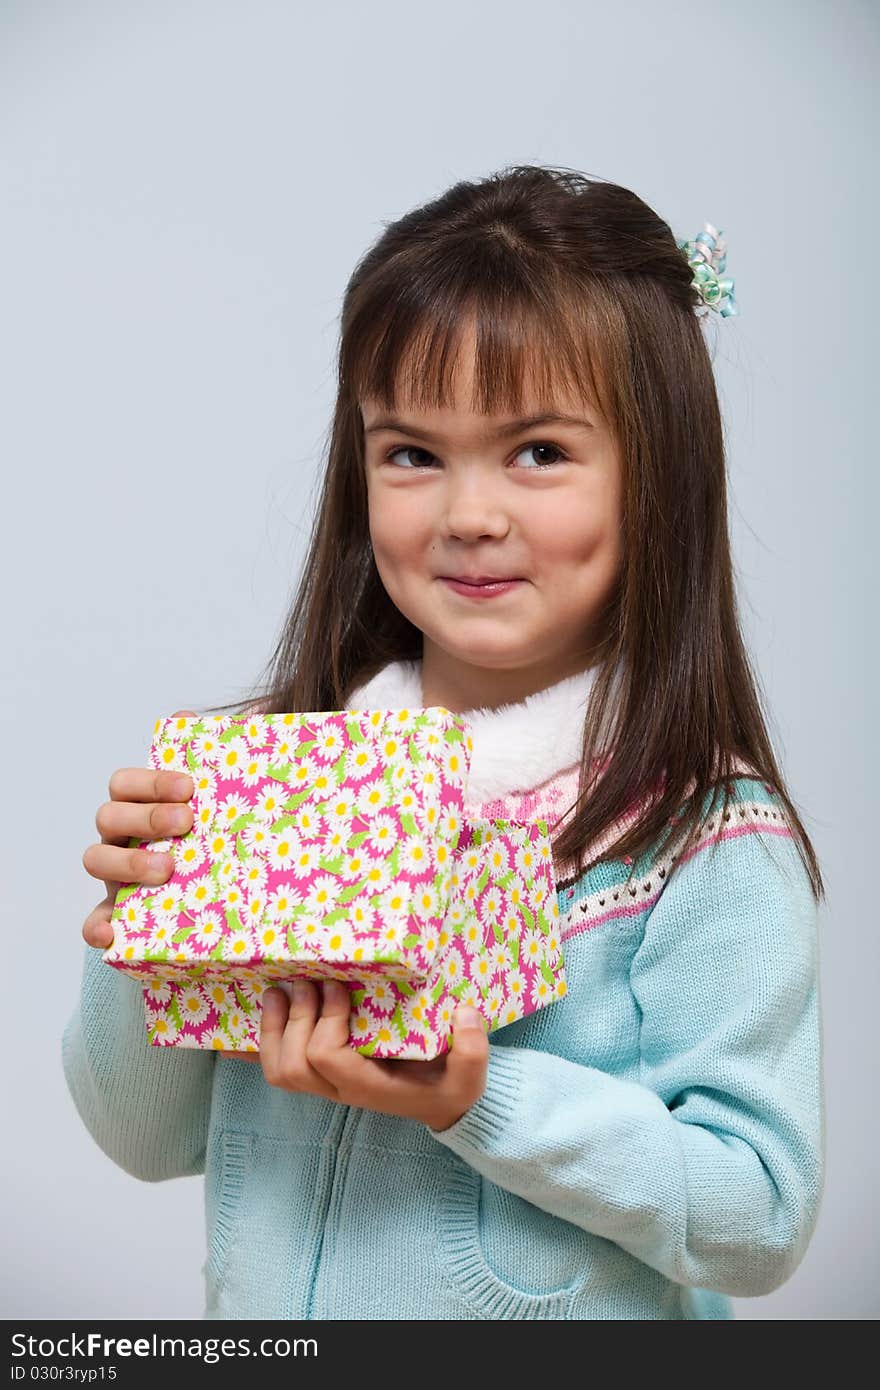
[65,164,825,1321]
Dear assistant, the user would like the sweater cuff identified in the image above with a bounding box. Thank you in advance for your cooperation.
[427,1042,526,1150]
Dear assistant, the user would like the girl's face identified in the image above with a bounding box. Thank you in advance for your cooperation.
[361,325,623,711]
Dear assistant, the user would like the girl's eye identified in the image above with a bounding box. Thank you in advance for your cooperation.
[383,441,567,470]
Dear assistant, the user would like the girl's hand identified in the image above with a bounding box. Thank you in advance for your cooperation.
[80,710,196,949]
[219,980,491,1131]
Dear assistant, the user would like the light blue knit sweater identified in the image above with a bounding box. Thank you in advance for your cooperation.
[61,659,824,1320]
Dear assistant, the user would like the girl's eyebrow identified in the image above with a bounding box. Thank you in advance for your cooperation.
[363,412,595,443]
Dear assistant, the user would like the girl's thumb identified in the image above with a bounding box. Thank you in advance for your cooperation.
[454,1006,489,1034]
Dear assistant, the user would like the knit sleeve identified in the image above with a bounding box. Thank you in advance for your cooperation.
[426,823,825,1298]
[61,944,216,1182]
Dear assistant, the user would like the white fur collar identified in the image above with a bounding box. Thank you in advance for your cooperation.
[346,658,597,804]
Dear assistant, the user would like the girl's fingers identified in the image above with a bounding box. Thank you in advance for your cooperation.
[106,767,194,809]
[82,840,175,888]
[95,796,193,843]
[82,897,115,949]
[260,982,338,1098]
[306,981,356,1079]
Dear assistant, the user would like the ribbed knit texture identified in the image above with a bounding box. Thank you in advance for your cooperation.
[62,661,824,1320]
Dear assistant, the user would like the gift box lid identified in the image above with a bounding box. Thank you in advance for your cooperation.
[103,704,478,982]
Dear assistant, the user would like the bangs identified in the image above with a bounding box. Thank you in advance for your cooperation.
[347,268,614,425]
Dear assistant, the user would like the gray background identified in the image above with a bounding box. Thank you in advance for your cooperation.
[2,0,875,1320]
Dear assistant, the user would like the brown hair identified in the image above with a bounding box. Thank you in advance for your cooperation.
[201,164,824,904]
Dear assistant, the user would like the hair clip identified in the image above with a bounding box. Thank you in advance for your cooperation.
[677,222,739,317]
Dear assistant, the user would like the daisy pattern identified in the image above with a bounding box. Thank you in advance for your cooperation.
[360,859,393,897]
[440,743,467,787]
[267,830,299,872]
[241,860,268,895]
[115,896,149,933]
[216,791,253,829]
[412,722,445,762]
[254,782,287,820]
[267,883,297,925]
[293,804,326,838]
[377,731,409,770]
[303,873,342,917]
[206,1028,233,1050]
[206,981,236,1013]
[193,800,216,834]
[401,835,432,878]
[484,982,505,1021]
[347,900,380,935]
[150,881,184,921]
[453,979,482,1010]
[478,886,503,930]
[244,892,269,932]
[191,728,223,763]
[314,724,346,764]
[216,736,250,778]
[544,927,562,962]
[182,874,215,917]
[239,751,269,788]
[145,921,174,954]
[220,881,246,914]
[411,884,439,928]
[299,915,324,948]
[204,829,232,864]
[143,976,173,1006]
[521,928,545,967]
[321,826,350,859]
[323,787,357,831]
[440,946,466,988]
[376,880,412,921]
[490,938,514,973]
[346,743,379,780]
[368,1017,396,1051]
[340,849,371,882]
[504,967,527,1000]
[223,1008,251,1042]
[149,1013,181,1044]
[241,820,275,859]
[177,840,207,874]
[349,1002,382,1042]
[289,842,321,879]
[356,777,394,818]
[304,771,333,806]
[376,917,404,954]
[321,930,352,962]
[223,931,257,965]
[504,874,527,910]
[401,990,432,1036]
[437,808,463,846]
[389,707,420,735]
[363,978,396,1015]
[514,840,538,879]
[498,991,525,1027]
[434,998,456,1037]
[156,739,187,775]
[472,949,497,991]
[177,988,211,1027]
[191,911,223,950]
[257,923,282,955]
[529,974,554,1010]
[192,769,218,802]
[363,813,398,857]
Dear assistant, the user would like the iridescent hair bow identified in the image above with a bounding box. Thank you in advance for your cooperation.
[676,221,739,317]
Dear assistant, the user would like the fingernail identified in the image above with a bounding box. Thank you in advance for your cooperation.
[292,980,311,1004]
[171,776,191,798]
[456,1007,485,1029]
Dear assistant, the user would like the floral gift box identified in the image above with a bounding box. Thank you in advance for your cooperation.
[102,705,566,1061]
